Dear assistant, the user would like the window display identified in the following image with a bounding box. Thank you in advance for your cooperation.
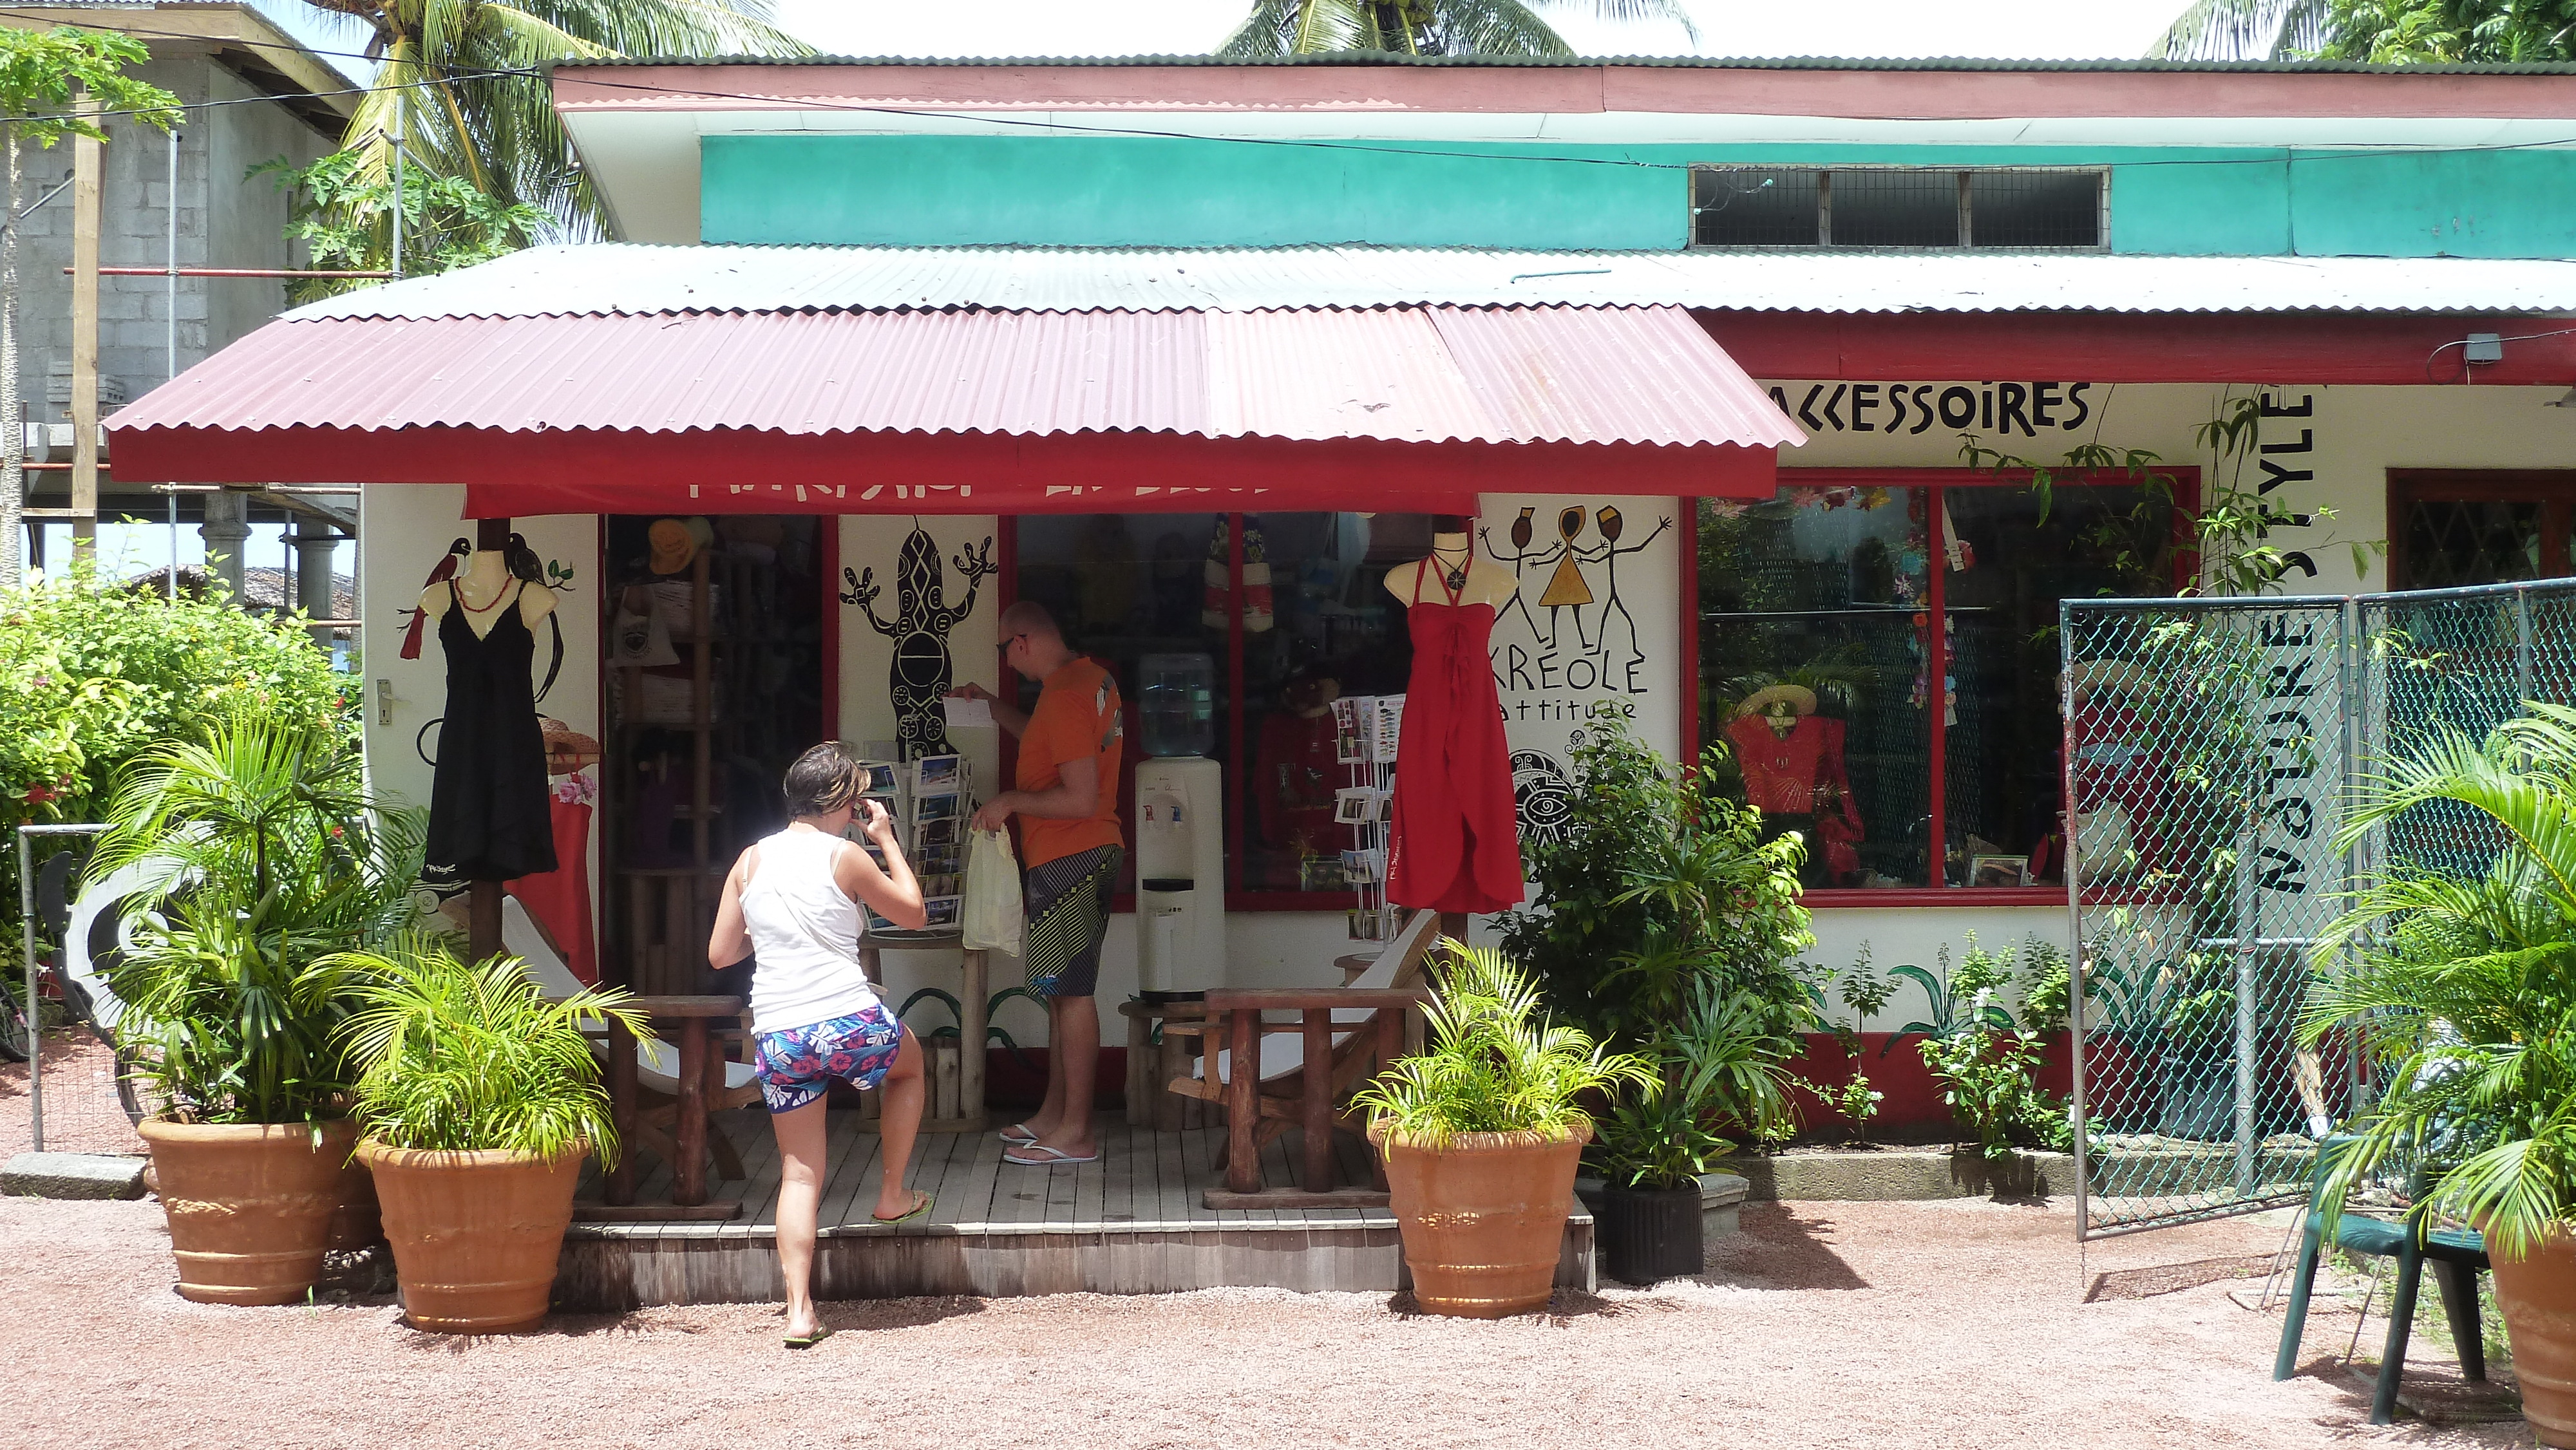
[1011,511,1417,902]
[1698,474,2175,890]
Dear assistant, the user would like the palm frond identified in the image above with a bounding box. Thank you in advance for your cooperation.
[337,933,645,1160]
[1353,941,1654,1147]
[2146,0,2331,59]
[1428,0,1578,56]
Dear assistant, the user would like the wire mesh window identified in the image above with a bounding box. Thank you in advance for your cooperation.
[1692,167,2105,250]
[1687,167,1819,247]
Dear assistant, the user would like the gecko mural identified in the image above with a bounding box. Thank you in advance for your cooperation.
[842,523,996,760]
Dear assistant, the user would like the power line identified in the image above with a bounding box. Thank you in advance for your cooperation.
[4,12,2574,178]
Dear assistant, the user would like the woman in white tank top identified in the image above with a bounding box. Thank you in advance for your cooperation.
[708,742,929,1348]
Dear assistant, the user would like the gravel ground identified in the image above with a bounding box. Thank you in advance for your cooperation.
[0,1192,2535,1450]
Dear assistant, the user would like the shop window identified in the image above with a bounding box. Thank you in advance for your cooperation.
[1696,471,2183,895]
[2388,471,2576,589]
[1691,167,2104,250]
[1010,512,1416,907]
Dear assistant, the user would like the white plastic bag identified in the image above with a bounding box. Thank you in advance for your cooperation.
[962,826,1023,956]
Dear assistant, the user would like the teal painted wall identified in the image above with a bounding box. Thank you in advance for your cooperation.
[700,135,2576,258]
[701,135,1686,250]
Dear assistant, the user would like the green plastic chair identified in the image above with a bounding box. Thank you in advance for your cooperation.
[2273,1136,2492,1425]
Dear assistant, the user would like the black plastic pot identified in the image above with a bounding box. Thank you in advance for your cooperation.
[1597,1183,1704,1285]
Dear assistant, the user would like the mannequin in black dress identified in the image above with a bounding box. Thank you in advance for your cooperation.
[420,541,558,890]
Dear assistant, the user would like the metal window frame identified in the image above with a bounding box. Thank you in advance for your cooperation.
[1687,164,2110,253]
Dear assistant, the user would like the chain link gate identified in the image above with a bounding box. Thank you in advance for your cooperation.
[2063,578,2576,1241]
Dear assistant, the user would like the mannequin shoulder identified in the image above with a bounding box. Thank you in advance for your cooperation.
[1461,560,1521,608]
[417,584,450,618]
[1382,564,1421,603]
[518,582,558,624]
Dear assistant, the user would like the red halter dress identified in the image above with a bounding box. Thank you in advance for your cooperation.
[1387,559,1527,914]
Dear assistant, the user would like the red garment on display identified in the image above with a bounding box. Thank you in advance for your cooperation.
[1387,560,1526,914]
[1727,713,1865,881]
[506,792,596,984]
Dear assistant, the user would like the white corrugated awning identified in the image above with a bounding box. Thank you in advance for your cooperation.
[289,244,2576,321]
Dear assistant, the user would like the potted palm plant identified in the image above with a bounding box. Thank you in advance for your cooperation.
[97,711,417,1306]
[1589,980,1797,1285]
[1357,943,1652,1318]
[2308,706,2576,1449]
[335,933,641,1334]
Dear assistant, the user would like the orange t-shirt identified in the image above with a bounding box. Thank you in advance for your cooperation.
[1016,657,1126,868]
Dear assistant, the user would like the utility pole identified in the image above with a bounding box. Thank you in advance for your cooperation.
[68,88,100,554]
[1,120,20,588]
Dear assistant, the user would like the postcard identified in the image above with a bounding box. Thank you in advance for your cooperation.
[914,753,963,793]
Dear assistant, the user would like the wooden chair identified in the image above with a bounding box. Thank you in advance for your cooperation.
[1165,907,1443,1208]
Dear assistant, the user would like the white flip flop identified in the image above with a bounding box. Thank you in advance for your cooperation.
[1004,1143,1099,1166]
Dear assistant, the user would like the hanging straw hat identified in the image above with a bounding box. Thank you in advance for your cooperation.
[1735,683,1819,719]
[647,518,696,576]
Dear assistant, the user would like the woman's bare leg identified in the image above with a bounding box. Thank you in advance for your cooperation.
[771,1097,830,1340]
[873,1026,928,1221]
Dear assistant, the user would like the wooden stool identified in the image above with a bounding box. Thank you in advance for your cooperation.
[1119,998,1213,1132]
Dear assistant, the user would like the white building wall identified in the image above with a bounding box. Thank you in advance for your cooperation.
[1752,379,2576,1024]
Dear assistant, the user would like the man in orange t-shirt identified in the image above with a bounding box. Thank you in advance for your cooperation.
[951,599,1124,1166]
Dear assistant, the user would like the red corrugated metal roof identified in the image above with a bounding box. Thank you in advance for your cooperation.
[108,303,1798,512]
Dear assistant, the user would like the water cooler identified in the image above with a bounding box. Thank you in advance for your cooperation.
[1134,654,1225,1003]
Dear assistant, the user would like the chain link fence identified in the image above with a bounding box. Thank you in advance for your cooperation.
[2063,578,2576,1241]
[8,825,150,1159]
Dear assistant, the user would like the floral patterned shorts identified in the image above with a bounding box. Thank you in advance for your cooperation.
[752,1003,905,1114]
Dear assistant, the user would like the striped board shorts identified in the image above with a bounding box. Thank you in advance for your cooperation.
[1022,844,1121,999]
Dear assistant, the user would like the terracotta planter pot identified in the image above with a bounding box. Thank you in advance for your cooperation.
[137,1118,357,1306]
[325,1154,381,1250]
[1372,1124,1584,1318]
[2490,1226,2576,1449]
[357,1139,583,1333]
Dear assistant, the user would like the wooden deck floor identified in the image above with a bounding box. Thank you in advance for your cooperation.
[556,1110,1594,1310]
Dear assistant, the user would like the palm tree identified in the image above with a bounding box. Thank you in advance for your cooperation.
[297,1,813,239]
[2147,0,2330,59]
[1220,0,1698,58]
[2150,0,2576,62]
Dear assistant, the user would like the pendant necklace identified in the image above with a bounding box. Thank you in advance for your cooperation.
[1433,547,1469,593]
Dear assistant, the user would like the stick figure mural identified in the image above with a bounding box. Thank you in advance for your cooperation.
[1535,505,1597,662]
[842,522,996,760]
[1479,506,1550,648]
[1578,506,1672,679]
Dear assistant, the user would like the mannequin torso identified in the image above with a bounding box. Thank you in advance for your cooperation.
[419,548,554,639]
[1383,530,1520,611]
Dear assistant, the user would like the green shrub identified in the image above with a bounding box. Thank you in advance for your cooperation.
[1,565,350,836]
[1501,717,1815,1059]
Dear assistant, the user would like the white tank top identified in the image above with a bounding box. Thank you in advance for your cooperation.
[740,827,882,1035]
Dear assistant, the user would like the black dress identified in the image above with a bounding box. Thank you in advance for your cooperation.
[424,580,557,886]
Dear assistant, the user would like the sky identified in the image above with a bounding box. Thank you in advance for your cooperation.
[773,0,2186,62]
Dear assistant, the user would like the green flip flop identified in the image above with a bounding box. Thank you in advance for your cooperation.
[869,1189,934,1226]
[783,1325,835,1350]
